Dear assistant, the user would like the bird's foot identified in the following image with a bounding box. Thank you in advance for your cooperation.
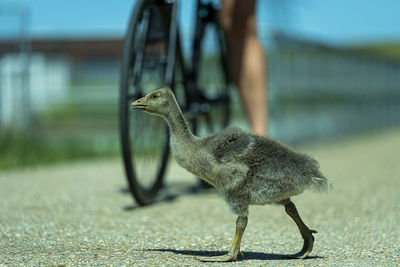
[287,229,317,259]
[197,251,242,262]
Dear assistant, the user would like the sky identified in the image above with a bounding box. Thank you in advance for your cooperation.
[1,0,400,46]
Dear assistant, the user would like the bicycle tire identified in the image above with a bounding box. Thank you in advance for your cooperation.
[120,0,173,205]
[193,5,231,137]
[190,3,231,188]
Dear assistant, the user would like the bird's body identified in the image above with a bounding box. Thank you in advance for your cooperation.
[131,87,331,262]
[168,110,330,217]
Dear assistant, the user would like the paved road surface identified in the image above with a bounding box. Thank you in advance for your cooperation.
[1,129,399,266]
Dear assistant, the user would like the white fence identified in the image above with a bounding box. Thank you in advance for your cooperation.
[0,54,70,128]
[0,2,31,130]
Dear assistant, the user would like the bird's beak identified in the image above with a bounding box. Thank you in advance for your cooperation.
[130,97,147,110]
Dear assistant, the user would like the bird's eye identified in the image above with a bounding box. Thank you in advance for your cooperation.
[151,94,158,99]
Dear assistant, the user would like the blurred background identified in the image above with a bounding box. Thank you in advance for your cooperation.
[1,0,400,170]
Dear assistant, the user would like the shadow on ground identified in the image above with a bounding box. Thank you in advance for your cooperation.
[144,248,323,261]
[121,182,216,211]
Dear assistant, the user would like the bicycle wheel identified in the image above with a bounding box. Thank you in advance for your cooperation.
[193,5,231,137]
[120,0,173,205]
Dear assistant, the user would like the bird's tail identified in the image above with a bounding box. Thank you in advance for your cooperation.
[310,176,333,192]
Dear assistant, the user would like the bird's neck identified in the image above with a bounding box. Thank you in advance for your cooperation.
[164,99,194,141]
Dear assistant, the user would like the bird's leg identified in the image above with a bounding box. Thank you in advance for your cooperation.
[284,200,317,259]
[197,216,248,262]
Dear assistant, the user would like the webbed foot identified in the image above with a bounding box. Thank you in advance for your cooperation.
[197,252,238,262]
[197,216,248,262]
[284,200,319,259]
[287,229,317,259]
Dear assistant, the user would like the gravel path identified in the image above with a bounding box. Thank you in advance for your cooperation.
[1,129,399,266]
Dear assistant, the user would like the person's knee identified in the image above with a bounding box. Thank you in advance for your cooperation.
[220,0,256,38]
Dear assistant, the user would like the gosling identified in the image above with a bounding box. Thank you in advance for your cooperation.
[131,87,332,262]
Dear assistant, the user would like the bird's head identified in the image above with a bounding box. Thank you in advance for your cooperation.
[130,87,175,117]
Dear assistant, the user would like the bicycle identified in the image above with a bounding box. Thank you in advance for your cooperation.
[119,0,231,206]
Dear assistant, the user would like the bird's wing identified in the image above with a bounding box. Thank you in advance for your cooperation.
[204,127,252,163]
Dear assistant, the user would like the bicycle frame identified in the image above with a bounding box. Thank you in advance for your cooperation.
[161,0,230,115]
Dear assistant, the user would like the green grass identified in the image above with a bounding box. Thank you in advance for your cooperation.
[0,131,120,171]
[349,42,400,61]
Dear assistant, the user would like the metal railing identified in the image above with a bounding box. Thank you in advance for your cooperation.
[268,33,400,144]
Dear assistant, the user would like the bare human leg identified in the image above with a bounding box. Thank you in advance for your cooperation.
[220,0,267,135]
